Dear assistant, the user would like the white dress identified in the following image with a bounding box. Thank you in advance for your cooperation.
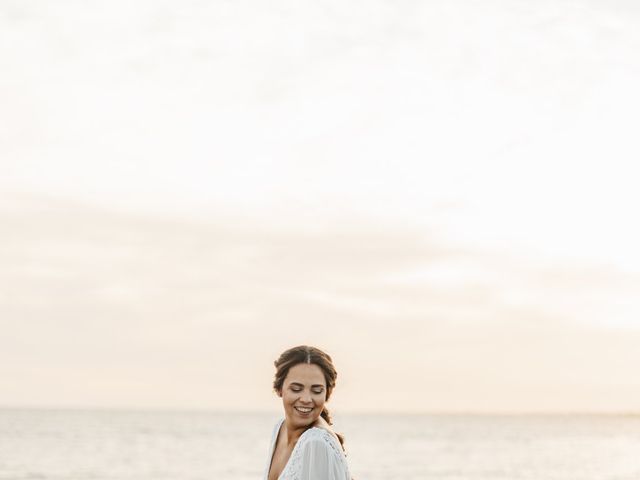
[263,418,351,480]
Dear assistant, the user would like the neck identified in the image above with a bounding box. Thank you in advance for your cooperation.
[283,419,310,447]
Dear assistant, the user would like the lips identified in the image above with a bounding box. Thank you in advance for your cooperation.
[294,406,313,414]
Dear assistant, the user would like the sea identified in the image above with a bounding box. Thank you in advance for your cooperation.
[0,410,639,480]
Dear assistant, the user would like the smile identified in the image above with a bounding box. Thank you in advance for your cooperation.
[294,406,313,414]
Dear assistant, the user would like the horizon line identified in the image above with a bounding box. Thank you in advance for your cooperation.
[1,405,638,416]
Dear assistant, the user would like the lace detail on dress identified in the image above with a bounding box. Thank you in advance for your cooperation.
[264,419,350,480]
[279,427,349,480]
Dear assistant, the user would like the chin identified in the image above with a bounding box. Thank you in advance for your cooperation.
[287,410,319,426]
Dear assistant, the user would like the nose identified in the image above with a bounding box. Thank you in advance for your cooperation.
[300,391,313,404]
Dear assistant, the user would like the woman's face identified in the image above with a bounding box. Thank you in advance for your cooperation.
[279,363,327,428]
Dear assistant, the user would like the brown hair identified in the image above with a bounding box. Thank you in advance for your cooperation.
[273,345,346,451]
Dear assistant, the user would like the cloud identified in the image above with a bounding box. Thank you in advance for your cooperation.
[1,192,639,411]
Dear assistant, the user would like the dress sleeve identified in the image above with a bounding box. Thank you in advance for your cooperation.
[299,436,345,480]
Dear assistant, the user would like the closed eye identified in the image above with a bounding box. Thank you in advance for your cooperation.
[290,387,324,394]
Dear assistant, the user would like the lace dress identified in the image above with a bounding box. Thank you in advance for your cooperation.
[263,418,351,480]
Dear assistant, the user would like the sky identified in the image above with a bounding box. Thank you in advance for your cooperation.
[1,0,639,413]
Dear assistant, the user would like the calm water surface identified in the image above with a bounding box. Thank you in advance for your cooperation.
[1,410,639,480]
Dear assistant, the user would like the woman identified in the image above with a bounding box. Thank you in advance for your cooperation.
[264,345,352,480]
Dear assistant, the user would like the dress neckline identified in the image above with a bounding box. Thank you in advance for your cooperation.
[267,418,292,480]
[267,418,331,480]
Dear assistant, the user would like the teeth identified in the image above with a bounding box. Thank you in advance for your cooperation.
[295,407,313,413]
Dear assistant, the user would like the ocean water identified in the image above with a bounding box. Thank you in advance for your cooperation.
[0,410,639,480]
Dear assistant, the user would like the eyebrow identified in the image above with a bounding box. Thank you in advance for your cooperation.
[290,382,325,388]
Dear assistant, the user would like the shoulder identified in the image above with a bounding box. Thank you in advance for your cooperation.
[311,426,341,446]
[299,427,344,459]
[310,417,342,444]
[272,417,284,431]
[270,417,285,438]
[296,428,350,477]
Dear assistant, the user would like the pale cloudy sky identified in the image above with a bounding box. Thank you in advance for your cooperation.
[1,0,639,413]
